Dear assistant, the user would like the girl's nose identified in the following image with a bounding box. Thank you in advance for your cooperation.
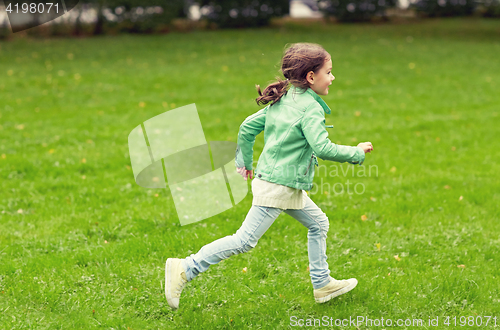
[331,75,335,81]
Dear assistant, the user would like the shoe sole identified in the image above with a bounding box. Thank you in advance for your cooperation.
[165,258,177,309]
[315,279,358,303]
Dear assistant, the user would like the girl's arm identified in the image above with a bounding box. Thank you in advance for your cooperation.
[235,106,269,171]
[301,104,366,165]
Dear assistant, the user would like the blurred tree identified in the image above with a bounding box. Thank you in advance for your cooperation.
[83,0,185,34]
[477,0,500,16]
[411,0,476,16]
[72,3,84,36]
[198,0,290,28]
[95,0,106,34]
[316,0,397,22]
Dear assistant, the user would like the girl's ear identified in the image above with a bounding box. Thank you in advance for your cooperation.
[306,71,315,85]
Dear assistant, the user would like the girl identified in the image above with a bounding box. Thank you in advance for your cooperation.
[165,43,373,309]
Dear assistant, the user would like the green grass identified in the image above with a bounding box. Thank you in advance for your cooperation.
[1,17,500,329]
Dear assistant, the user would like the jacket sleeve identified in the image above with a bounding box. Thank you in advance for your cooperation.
[235,106,268,170]
[301,103,365,165]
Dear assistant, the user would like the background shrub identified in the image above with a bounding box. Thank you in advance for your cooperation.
[410,0,476,17]
[316,0,397,22]
[479,0,500,17]
[90,0,185,34]
[198,0,290,28]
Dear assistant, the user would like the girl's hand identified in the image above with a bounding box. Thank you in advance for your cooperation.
[357,142,374,153]
[236,168,254,181]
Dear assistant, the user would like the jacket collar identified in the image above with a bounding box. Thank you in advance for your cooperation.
[290,86,331,114]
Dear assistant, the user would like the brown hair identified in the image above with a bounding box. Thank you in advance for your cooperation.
[256,43,330,106]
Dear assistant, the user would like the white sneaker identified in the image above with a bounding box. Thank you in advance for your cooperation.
[314,276,358,303]
[165,258,188,309]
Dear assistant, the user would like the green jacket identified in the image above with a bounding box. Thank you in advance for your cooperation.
[236,87,365,191]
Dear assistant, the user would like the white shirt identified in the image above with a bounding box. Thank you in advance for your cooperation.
[251,178,306,210]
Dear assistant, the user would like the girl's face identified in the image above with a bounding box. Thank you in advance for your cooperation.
[307,58,335,95]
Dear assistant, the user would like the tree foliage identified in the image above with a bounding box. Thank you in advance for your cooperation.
[317,0,397,22]
[198,0,290,28]
[410,0,476,17]
[84,0,185,34]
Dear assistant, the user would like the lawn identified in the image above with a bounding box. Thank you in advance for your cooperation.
[1,17,500,329]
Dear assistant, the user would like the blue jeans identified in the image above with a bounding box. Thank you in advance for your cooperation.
[182,194,331,289]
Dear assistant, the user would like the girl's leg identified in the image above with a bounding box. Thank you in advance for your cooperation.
[182,205,283,281]
[284,195,330,289]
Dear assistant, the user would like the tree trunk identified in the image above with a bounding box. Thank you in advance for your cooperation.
[93,0,105,35]
[73,3,83,36]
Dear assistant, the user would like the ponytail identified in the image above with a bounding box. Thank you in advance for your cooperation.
[255,78,289,106]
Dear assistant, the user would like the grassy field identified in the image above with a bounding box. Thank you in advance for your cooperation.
[1,18,500,329]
